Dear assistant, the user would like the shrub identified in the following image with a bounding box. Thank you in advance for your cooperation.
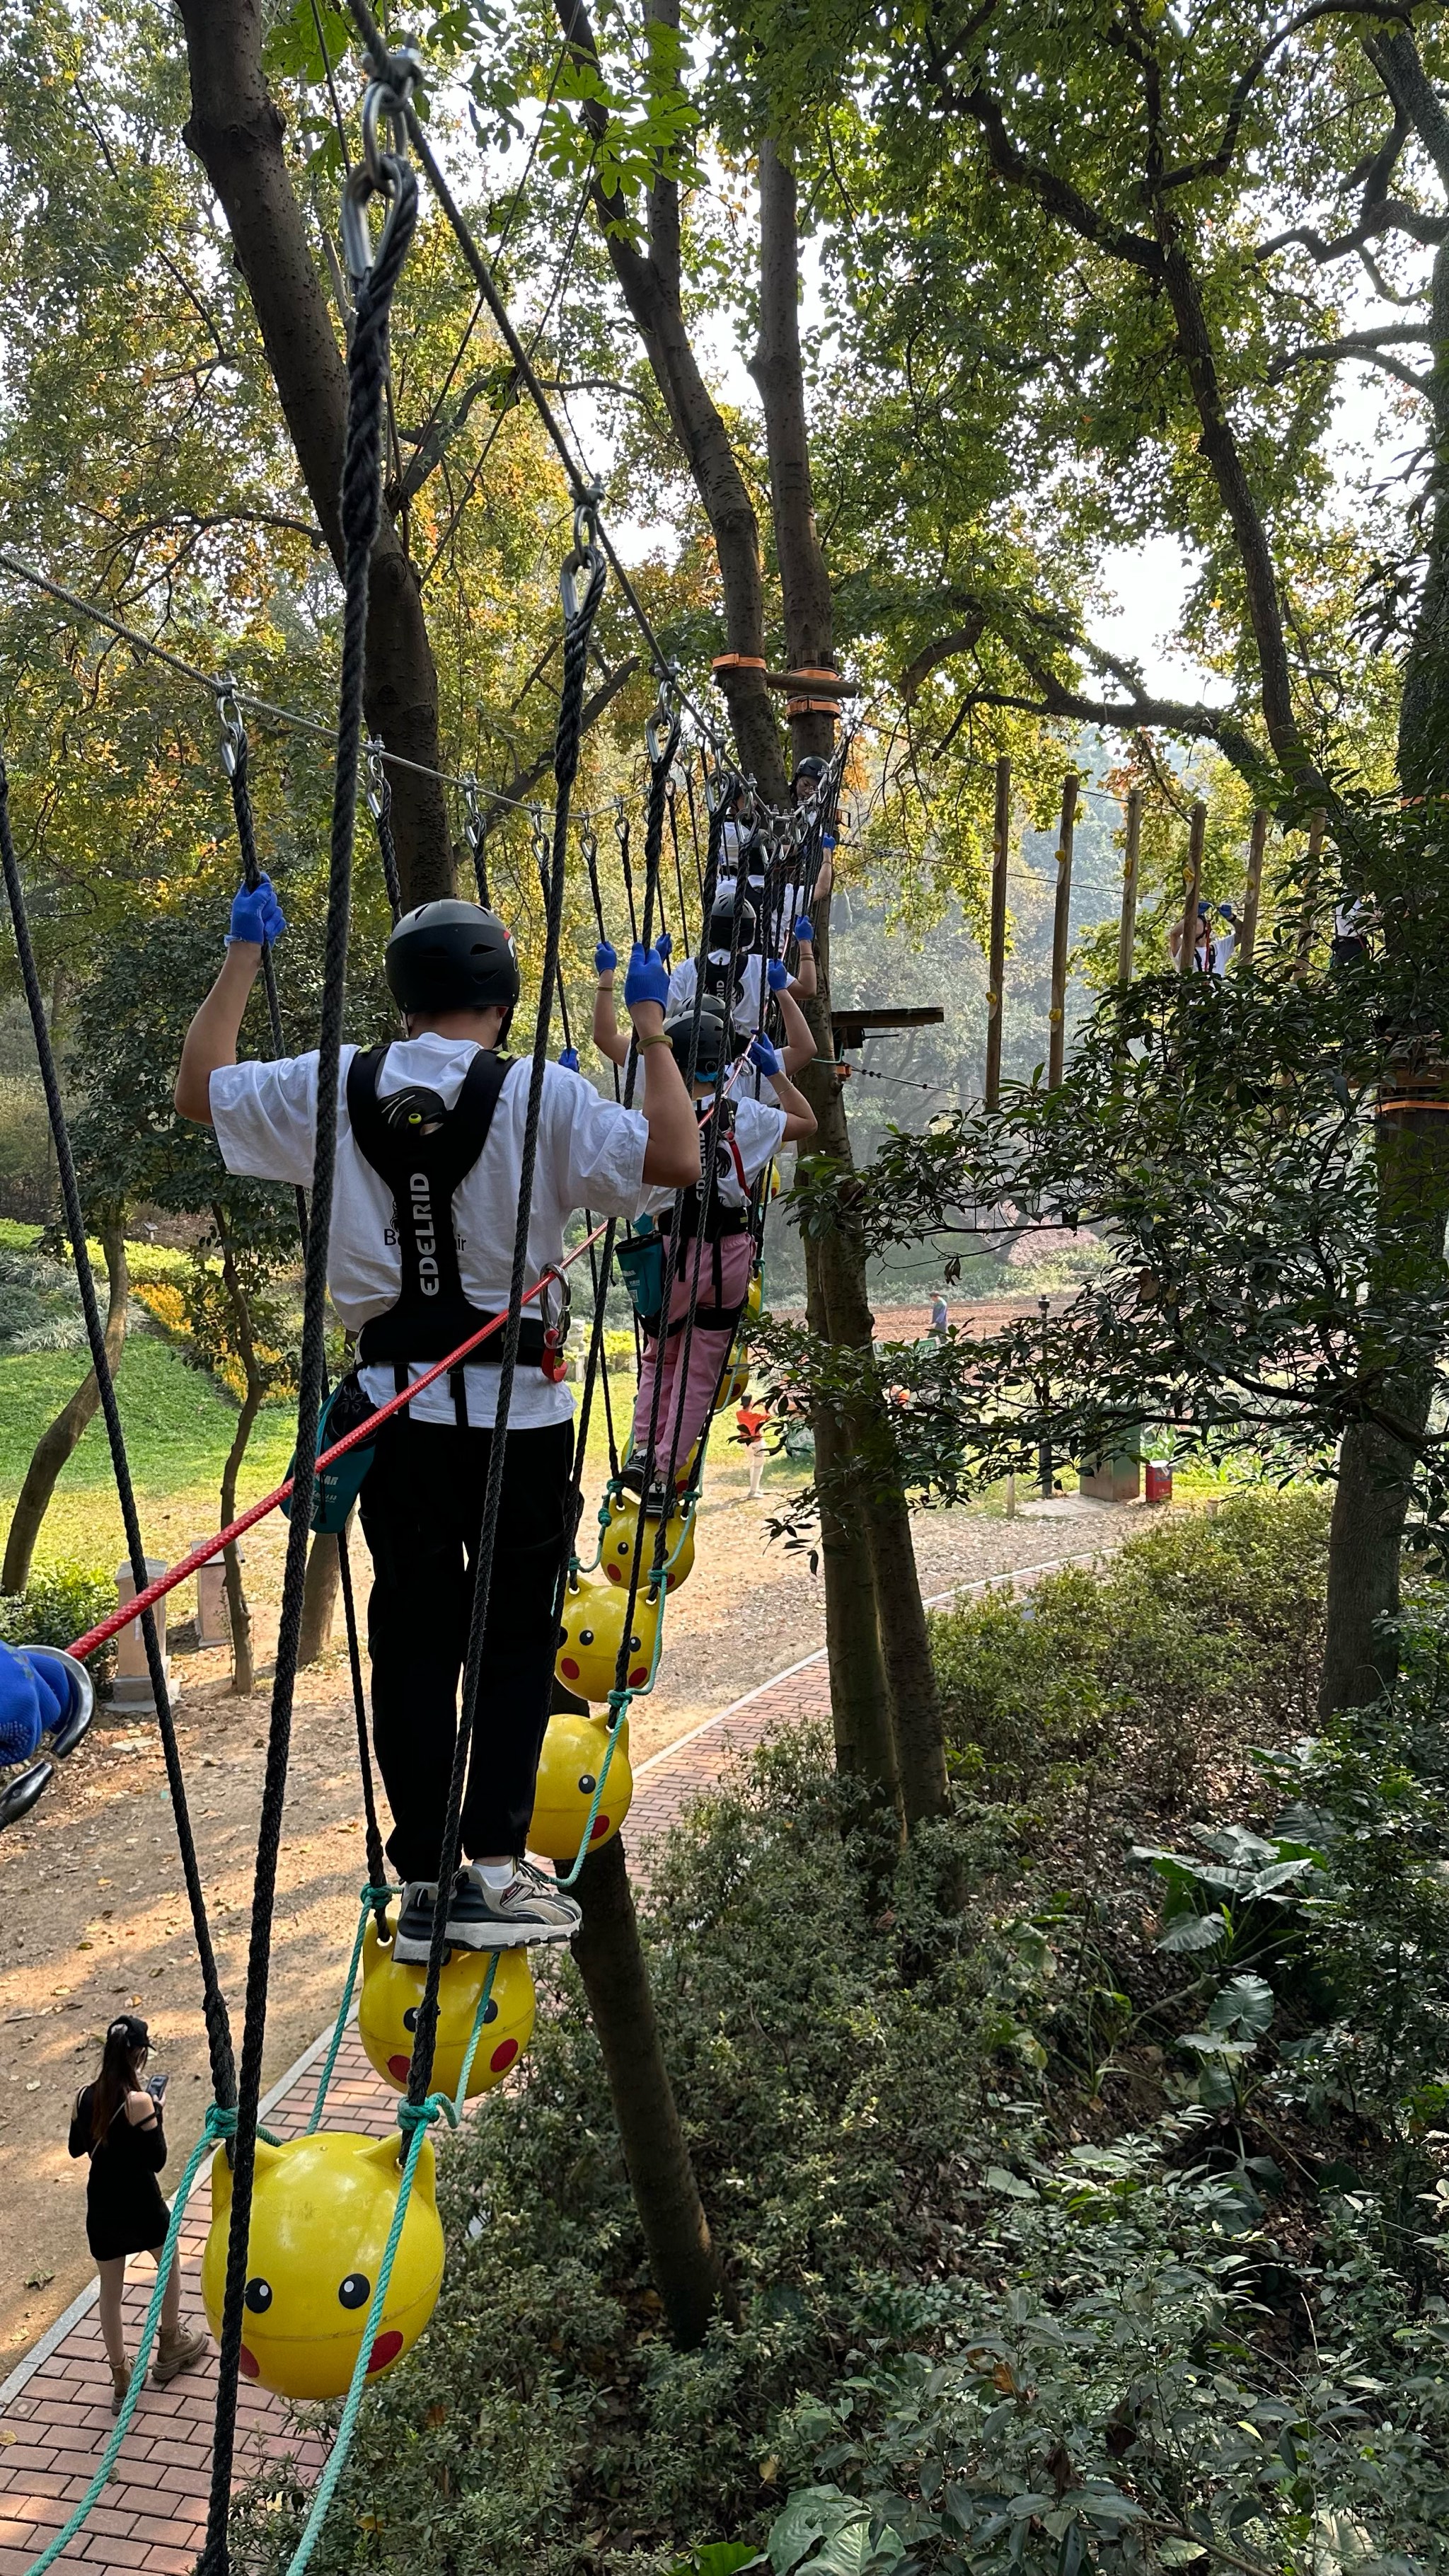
[0,1559,116,1681]
[0,1242,87,1355]
[930,1487,1330,1812]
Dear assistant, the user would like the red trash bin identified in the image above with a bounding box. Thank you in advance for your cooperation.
[1144,1459,1173,1504]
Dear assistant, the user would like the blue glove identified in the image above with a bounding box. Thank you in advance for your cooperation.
[625,942,670,1011]
[0,1640,64,1763]
[766,959,790,994]
[226,875,286,948]
[748,1034,783,1076]
[594,940,617,973]
[793,915,814,943]
[654,931,673,962]
[558,1046,580,1072]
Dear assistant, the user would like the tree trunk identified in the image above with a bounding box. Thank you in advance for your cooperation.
[1320,1108,1449,1716]
[570,1833,736,2345]
[754,134,946,1822]
[174,0,454,905]
[805,1236,899,1810]
[1320,160,1449,1715]
[2,1216,128,1597]
[552,0,785,797]
[299,1529,342,1667]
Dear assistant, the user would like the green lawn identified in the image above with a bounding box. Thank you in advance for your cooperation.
[0,1333,297,1579]
[0,1325,633,1585]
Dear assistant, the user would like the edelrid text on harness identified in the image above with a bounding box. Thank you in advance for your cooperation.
[346,1042,549,1423]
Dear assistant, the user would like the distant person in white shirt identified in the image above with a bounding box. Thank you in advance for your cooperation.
[174,880,698,1963]
[1170,901,1234,975]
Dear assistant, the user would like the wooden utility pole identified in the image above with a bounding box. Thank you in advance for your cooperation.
[1178,800,1207,973]
[1116,787,1141,988]
[1047,772,1077,1088]
[985,756,1010,1108]
[1238,808,1269,970]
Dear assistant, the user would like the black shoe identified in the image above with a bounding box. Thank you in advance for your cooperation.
[392,1879,442,1965]
[618,1451,649,1496]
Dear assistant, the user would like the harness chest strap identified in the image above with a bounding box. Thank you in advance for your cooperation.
[345,1042,546,1427]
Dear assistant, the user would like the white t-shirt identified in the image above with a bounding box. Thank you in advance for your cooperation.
[668,952,763,1037]
[641,1093,785,1219]
[209,1035,648,1430]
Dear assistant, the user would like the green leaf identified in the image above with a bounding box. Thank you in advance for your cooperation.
[1207,1974,1274,2037]
[1157,1910,1228,1953]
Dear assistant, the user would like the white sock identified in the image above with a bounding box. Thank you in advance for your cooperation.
[478,1861,516,1890]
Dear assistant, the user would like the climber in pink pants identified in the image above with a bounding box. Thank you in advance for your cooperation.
[623,1004,816,1507]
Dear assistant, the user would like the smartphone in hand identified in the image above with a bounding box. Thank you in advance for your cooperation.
[146,2071,169,2103]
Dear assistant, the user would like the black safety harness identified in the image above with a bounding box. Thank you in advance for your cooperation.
[346,1042,547,1426]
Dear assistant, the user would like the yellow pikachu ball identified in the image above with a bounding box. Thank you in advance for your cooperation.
[601,1485,695,1594]
[359,1914,536,2100]
[527,1706,633,1862]
[713,1347,751,1413]
[201,2129,444,2402]
[555,1571,661,1704]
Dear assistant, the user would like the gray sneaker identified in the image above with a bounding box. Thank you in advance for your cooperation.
[393,1879,442,1965]
[454,1858,581,1948]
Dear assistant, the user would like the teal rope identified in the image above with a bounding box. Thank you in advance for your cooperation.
[450,1953,501,2115]
[28,2101,238,2575]
[283,2095,456,2576]
[308,1884,395,2132]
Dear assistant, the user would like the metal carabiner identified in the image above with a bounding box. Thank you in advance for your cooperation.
[526,800,552,890]
[461,771,485,851]
[645,672,681,771]
[342,42,421,289]
[364,735,391,822]
[537,1267,573,1384]
[559,487,604,623]
[215,674,246,782]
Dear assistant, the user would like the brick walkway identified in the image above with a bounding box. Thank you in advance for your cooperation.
[0,1551,1099,2571]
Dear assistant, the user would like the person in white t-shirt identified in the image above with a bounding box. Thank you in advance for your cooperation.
[174,878,699,1962]
[593,937,817,1079]
[623,998,816,1506]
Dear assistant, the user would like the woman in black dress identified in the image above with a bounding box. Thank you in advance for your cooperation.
[69,2013,208,2413]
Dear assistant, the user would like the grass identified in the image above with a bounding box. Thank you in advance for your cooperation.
[0,1321,646,1587]
[0,1214,195,1286]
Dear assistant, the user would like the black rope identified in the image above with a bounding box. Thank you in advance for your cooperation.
[404,527,608,2109]
[221,715,388,1926]
[0,764,236,2108]
[667,779,692,958]
[615,804,639,944]
[200,148,418,2576]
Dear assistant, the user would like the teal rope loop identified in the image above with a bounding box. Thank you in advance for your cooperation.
[27,2100,235,2574]
[450,1953,502,2116]
[308,1883,399,2132]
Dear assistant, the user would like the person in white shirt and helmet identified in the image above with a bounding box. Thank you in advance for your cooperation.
[175,878,699,1963]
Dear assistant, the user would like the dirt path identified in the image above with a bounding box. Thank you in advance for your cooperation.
[0,1444,1136,2366]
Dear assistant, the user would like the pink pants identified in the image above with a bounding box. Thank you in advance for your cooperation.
[631,1229,753,1478]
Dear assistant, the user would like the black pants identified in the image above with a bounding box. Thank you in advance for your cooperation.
[357,1413,575,1882]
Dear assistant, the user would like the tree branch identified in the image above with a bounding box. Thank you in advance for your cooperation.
[474,656,642,832]
[1160,0,1415,192]
[900,617,988,703]
[1269,333,1431,391]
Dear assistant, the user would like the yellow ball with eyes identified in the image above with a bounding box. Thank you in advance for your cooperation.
[527,1706,633,1862]
[713,1270,763,1412]
[555,1571,661,1704]
[358,1911,536,2100]
[201,2129,444,2402]
[601,1485,695,1594]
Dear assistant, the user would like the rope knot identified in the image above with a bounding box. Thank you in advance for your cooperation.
[204,2103,239,2143]
[398,2091,457,2135]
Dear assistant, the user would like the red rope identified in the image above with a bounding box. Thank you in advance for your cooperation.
[67,1219,612,1663]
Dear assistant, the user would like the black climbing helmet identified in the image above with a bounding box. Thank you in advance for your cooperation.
[708,893,758,954]
[792,754,829,797]
[664,995,730,1085]
[385,899,521,1023]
